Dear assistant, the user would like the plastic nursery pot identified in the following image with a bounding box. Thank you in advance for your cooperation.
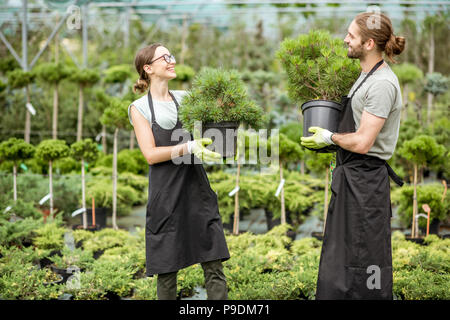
[301,99,343,153]
[201,121,239,158]
[50,265,81,284]
[43,273,64,287]
[82,207,108,230]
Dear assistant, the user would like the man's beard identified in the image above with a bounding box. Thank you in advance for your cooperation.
[347,43,366,60]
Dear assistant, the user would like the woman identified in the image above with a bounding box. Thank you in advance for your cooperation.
[128,43,230,300]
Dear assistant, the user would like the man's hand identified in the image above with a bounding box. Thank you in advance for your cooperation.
[300,127,335,149]
[187,138,223,162]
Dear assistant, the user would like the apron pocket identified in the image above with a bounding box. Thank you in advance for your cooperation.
[147,191,175,234]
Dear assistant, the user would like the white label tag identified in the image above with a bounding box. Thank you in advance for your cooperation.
[71,207,86,217]
[275,179,285,197]
[26,102,36,116]
[39,193,51,205]
[4,206,12,213]
[228,186,240,197]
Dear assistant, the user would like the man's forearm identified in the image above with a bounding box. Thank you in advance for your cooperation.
[331,132,370,154]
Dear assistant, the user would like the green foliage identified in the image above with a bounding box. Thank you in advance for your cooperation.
[179,68,266,132]
[32,218,66,251]
[398,134,446,167]
[277,29,360,103]
[4,199,42,220]
[280,121,303,143]
[0,138,35,164]
[70,138,100,163]
[173,64,195,82]
[208,170,323,224]
[272,132,304,163]
[392,63,424,85]
[103,65,133,84]
[69,68,100,86]
[0,217,44,247]
[85,177,140,216]
[49,246,95,270]
[0,264,64,300]
[34,62,70,84]
[94,149,147,175]
[305,150,334,174]
[35,139,70,162]
[392,183,449,228]
[0,57,21,75]
[424,72,448,96]
[7,69,35,88]
[77,228,135,253]
[100,97,132,130]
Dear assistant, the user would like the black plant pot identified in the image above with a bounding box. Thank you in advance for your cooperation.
[39,250,62,269]
[265,210,281,231]
[405,237,426,245]
[77,207,108,230]
[202,121,240,158]
[301,99,343,153]
[43,273,64,287]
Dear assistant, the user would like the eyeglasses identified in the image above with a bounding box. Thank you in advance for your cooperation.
[149,54,176,64]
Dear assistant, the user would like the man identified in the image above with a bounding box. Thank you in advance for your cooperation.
[301,12,405,299]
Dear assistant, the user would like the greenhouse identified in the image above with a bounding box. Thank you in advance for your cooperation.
[0,0,449,305]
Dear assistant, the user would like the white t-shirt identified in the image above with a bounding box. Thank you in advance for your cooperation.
[128,90,187,130]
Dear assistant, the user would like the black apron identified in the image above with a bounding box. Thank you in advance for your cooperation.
[316,60,404,300]
[145,91,230,277]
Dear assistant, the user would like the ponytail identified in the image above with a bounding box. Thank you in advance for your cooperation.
[133,78,149,94]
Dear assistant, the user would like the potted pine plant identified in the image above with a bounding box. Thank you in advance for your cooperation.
[277,30,360,152]
[179,68,266,158]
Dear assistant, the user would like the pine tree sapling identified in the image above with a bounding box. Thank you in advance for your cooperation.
[34,63,70,139]
[398,135,446,238]
[179,68,266,158]
[69,68,100,142]
[277,30,360,147]
[71,139,100,229]
[7,69,36,142]
[0,138,35,202]
[100,97,132,230]
[35,139,70,219]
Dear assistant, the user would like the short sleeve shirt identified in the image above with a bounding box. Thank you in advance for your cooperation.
[347,64,403,160]
[128,90,187,130]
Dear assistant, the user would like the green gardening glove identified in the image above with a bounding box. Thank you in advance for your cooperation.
[300,126,335,149]
[187,138,223,163]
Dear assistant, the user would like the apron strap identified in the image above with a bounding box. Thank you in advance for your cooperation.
[147,90,157,125]
[350,59,384,99]
[384,162,404,187]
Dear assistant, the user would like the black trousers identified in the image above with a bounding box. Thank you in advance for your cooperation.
[157,259,227,300]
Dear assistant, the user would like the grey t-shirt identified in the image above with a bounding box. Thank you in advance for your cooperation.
[347,63,402,160]
[128,90,187,129]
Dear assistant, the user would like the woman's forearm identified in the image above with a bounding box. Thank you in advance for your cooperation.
[147,143,190,165]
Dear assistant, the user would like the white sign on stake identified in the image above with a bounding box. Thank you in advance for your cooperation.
[228,186,240,197]
[275,179,285,198]
[39,193,51,205]
[26,103,36,116]
[4,206,12,213]
[71,208,86,217]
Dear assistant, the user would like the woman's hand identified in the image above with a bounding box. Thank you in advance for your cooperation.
[187,138,222,162]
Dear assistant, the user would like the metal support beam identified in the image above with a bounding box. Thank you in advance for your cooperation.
[0,31,24,69]
[82,4,88,68]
